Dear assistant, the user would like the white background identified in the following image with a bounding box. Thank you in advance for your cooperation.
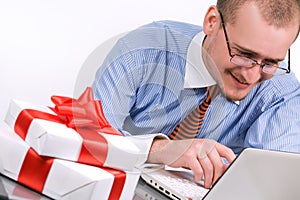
[0,0,299,121]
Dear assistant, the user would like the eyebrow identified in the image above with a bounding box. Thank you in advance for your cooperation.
[233,43,285,63]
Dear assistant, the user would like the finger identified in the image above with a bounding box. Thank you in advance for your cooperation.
[214,143,236,163]
[198,154,213,188]
[187,157,204,182]
[207,148,227,184]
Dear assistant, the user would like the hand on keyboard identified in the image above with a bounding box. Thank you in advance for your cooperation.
[147,138,236,188]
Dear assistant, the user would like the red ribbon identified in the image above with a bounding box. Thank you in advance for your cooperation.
[18,148,54,193]
[105,168,127,200]
[17,148,126,199]
[14,87,124,192]
[15,109,63,140]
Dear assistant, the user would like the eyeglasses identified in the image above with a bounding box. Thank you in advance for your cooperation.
[218,10,290,75]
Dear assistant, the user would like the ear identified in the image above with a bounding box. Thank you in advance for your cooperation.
[203,6,220,36]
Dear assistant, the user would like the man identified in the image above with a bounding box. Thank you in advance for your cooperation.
[92,0,300,188]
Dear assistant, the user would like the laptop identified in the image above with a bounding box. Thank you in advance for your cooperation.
[141,148,300,200]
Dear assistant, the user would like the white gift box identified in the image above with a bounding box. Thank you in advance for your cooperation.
[0,123,140,200]
[4,99,157,171]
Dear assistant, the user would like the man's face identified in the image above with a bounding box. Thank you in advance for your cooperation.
[203,3,298,101]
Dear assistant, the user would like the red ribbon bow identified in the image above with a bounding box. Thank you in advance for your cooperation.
[51,87,120,135]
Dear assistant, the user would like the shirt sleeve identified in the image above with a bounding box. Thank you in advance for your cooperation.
[244,92,300,153]
[91,33,170,170]
[103,133,169,170]
[92,37,141,136]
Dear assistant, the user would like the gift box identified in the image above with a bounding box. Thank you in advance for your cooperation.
[0,123,140,200]
[4,88,151,171]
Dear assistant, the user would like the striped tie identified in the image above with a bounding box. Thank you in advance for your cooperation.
[169,85,220,140]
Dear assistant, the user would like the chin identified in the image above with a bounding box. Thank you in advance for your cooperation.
[225,94,246,102]
[222,88,248,102]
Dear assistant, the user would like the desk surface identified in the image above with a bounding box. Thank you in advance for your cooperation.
[0,174,169,200]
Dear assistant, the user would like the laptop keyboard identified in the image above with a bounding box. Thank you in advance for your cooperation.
[148,171,209,200]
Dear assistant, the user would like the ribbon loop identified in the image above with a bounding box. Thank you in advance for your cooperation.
[51,87,121,135]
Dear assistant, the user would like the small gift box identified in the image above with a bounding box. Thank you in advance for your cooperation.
[0,123,140,200]
[4,87,152,171]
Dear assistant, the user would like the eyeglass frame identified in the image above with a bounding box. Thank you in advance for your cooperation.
[218,10,291,75]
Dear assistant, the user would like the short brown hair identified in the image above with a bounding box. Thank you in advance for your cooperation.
[216,0,300,28]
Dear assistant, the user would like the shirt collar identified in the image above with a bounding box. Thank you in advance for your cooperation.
[184,31,216,88]
[184,31,240,105]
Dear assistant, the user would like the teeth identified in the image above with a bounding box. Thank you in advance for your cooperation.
[238,80,247,84]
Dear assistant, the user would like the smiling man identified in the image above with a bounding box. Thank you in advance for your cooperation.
[203,1,298,101]
[92,0,300,188]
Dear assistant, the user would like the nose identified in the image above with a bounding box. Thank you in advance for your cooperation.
[239,63,262,83]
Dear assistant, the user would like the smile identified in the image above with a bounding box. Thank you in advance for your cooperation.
[230,72,250,89]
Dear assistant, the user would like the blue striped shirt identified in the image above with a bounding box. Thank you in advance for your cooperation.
[92,20,300,154]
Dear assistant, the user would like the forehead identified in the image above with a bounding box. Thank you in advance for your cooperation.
[225,2,298,58]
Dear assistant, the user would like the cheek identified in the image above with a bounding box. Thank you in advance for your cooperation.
[204,33,235,82]
[209,45,231,72]
[261,73,273,80]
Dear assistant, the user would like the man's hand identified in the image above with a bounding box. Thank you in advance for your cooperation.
[147,138,236,189]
